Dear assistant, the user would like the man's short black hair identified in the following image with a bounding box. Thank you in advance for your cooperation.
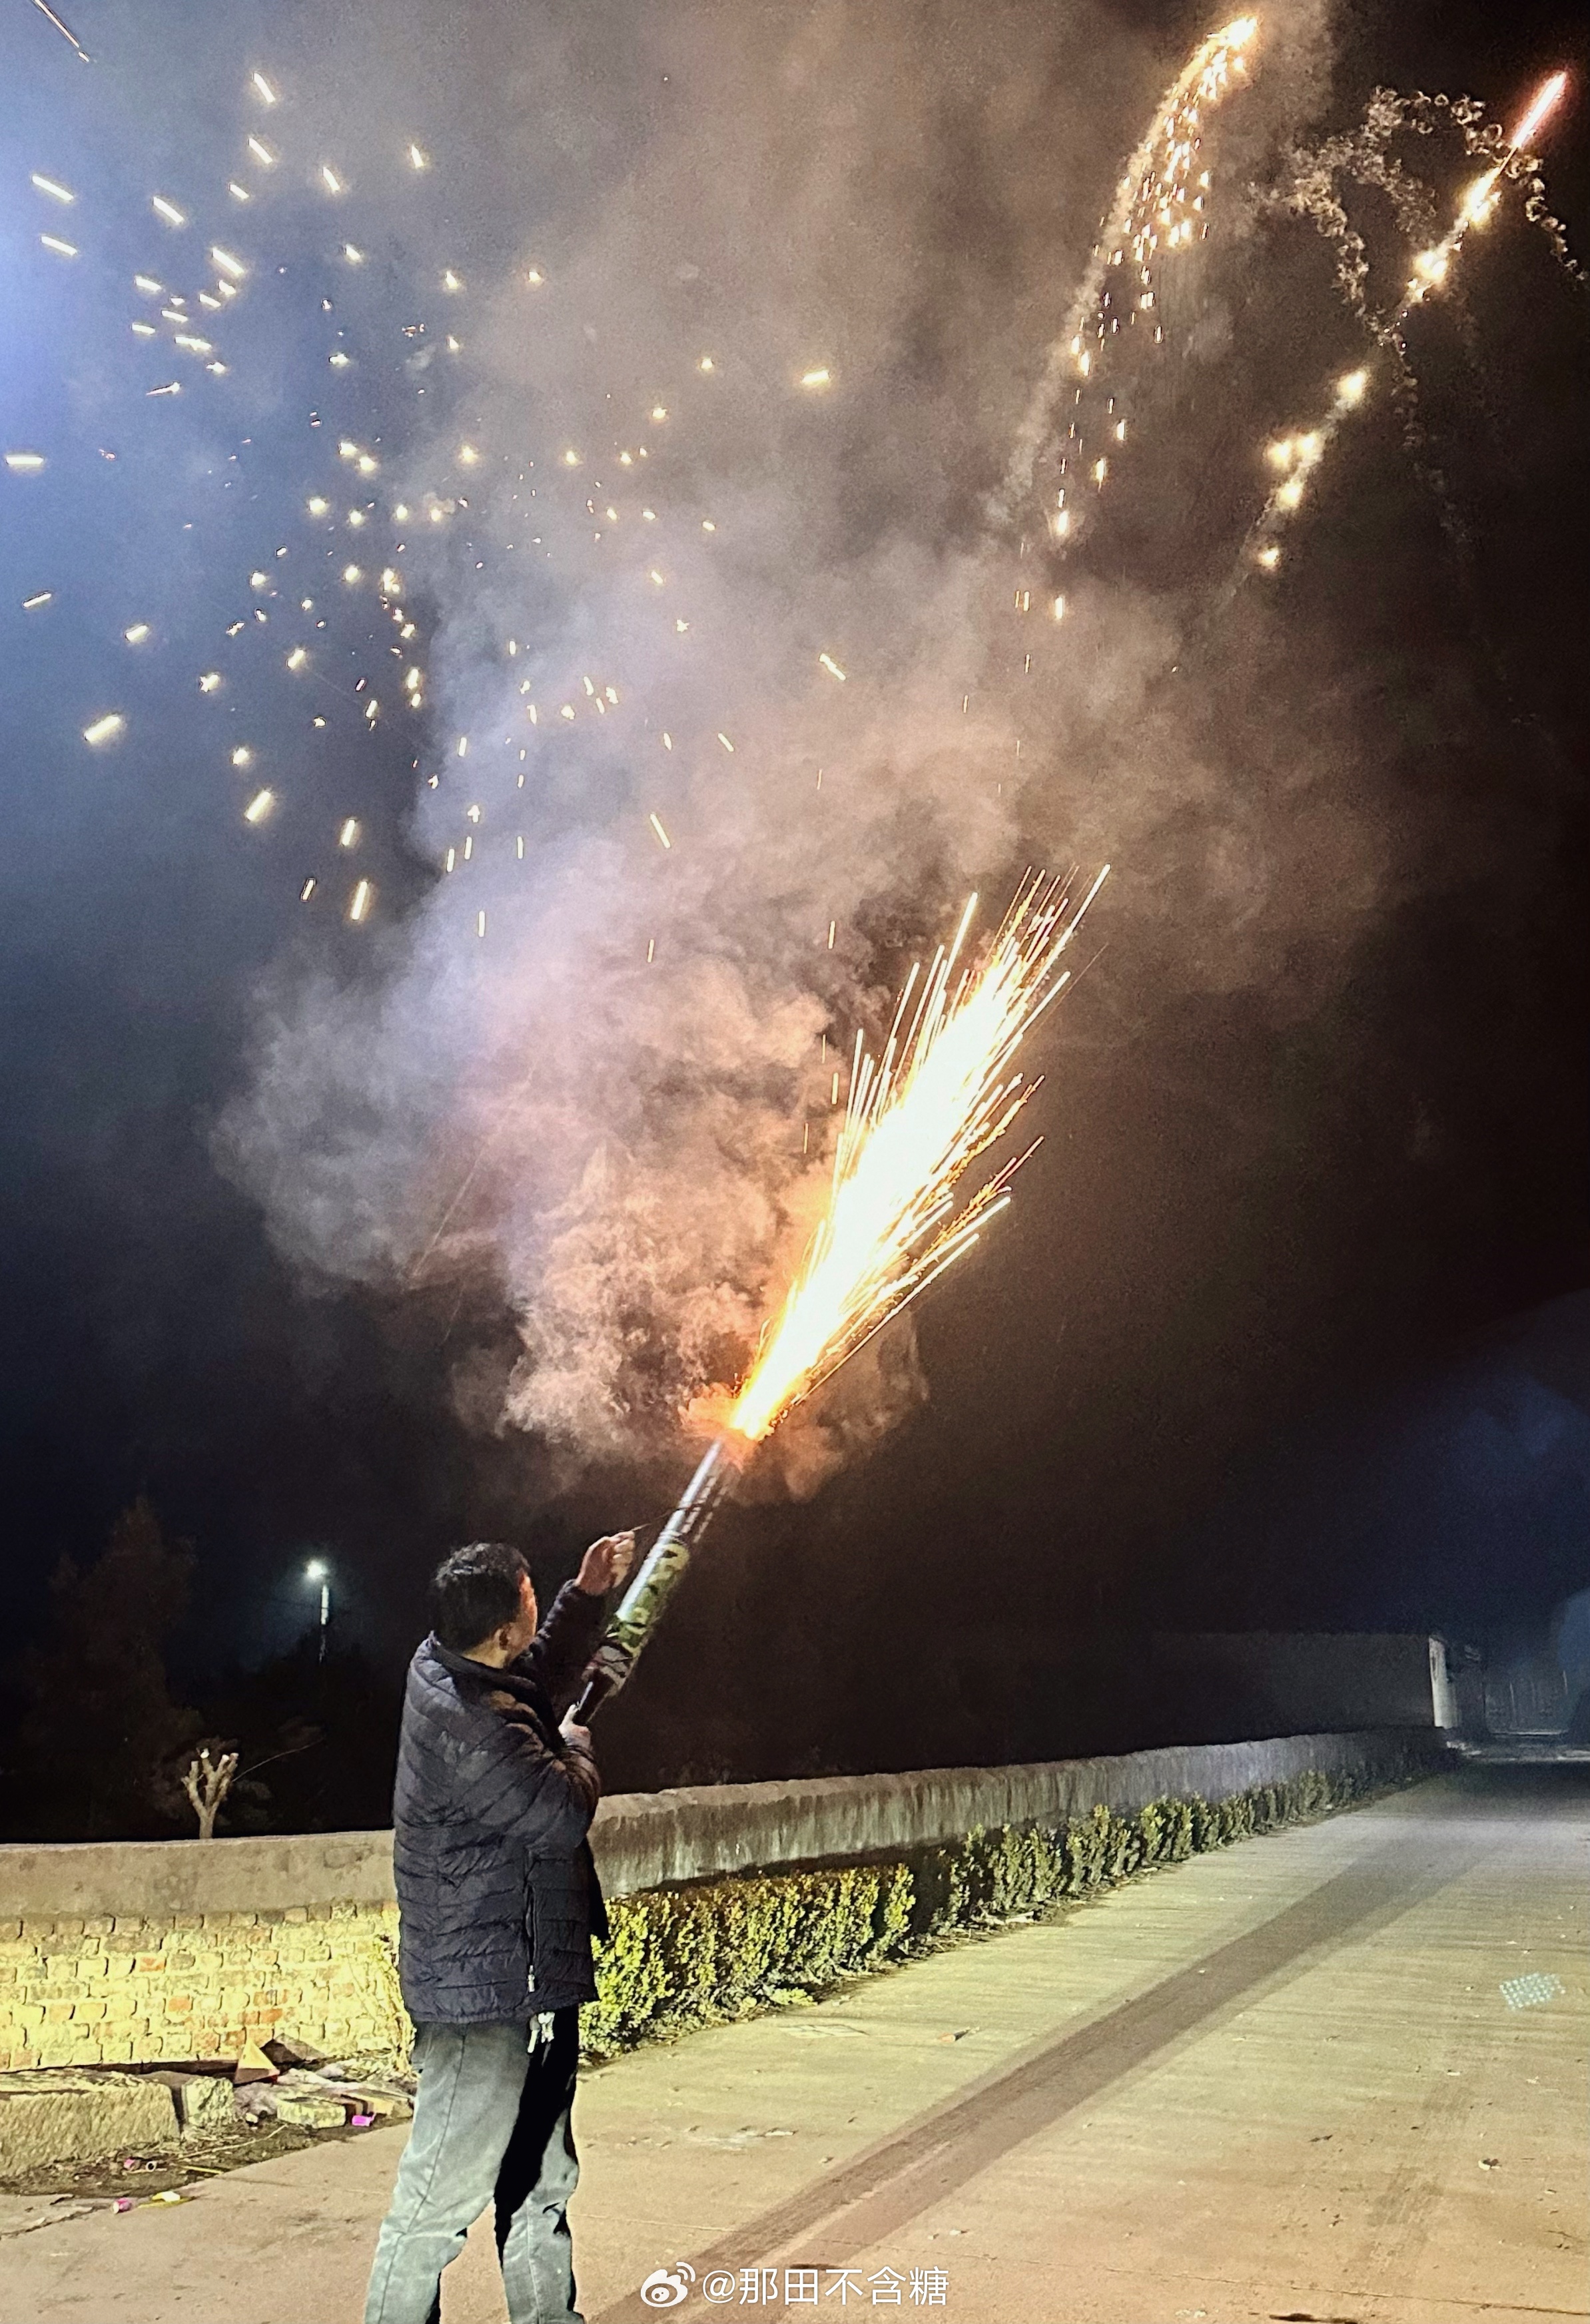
[432,1541,530,1653]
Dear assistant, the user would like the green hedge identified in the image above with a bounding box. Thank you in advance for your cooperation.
[583,1861,914,2054]
[582,1755,1426,2058]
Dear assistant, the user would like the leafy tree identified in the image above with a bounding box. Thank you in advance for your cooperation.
[3,1498,200,1839]
[201,1635,400,1832]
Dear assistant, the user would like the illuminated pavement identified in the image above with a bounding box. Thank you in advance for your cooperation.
[0,1759,1583,2324]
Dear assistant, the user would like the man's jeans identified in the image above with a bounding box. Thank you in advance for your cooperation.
[365,2010,583,2324]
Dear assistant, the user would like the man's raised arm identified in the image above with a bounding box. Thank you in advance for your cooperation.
[522,1531,636,1715]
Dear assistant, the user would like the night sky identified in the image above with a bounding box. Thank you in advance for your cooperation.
[1,0,1585,1794]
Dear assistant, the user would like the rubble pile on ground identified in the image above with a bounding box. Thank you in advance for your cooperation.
[234,2063,414,2131]
[0,2045,414,2185]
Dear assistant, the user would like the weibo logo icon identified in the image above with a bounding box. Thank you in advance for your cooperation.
[639,2263,697,2308]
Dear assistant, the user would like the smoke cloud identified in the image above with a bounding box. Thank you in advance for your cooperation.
[220,0,1409,1478]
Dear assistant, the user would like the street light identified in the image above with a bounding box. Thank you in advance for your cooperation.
[305,1558,331,1661]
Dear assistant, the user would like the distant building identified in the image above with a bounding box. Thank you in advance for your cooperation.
[949,1626,1466,1761]
[1146,1631,1459,1737]
[1482,1645,1570,1737]
[1553,1587,1590,1740]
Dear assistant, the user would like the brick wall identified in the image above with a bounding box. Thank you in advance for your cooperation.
[0,1902,406,2071]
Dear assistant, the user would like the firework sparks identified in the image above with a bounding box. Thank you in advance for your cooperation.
[1000,13,1259,523]
[23,15,1575,1449]
[1248,69,1569,569]
[730,868,1108,1443]
[1400,69,1567,310]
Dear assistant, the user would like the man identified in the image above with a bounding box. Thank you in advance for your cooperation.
[366,1528,635,2324]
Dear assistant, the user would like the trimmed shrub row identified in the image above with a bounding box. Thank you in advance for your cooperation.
[583,1861,914,2055]
[582,1757,1423,2058]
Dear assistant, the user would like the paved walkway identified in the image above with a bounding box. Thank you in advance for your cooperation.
[1,1760,1583,2324]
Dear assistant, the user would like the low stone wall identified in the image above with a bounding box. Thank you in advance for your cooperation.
[0,1729,1445,2070]
[588,1728,1442,1894]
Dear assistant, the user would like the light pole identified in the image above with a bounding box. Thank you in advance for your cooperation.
[305,1558,331,1663]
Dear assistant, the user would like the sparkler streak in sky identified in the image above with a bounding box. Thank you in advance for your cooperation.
[1000,13,1258,525]
[730,866,1110,1444]
[1247,69,1569,569]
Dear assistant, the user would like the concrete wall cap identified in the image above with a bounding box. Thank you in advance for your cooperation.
[0,1730,1445,1918]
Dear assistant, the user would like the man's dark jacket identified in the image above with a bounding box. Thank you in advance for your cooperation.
[393,1582,610,2024]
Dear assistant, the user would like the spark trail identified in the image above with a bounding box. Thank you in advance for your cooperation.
[730,867,1110,1444]
[1246,69,1571,570]
[999,13,1259,530]
[572,865,1110,1719]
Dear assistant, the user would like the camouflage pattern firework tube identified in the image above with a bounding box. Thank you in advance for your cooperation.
[570,1432,750,1723]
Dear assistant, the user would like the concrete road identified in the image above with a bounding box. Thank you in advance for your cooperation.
[0,1760,1582,2324]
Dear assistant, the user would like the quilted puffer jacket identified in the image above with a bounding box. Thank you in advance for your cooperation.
[392,1582,610,2023]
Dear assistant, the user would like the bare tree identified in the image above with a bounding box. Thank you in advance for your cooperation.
[181,1746,238,1841]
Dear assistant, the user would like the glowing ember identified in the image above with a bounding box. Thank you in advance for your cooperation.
[731,868,1108,1443]
[1510,70,1568,154]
